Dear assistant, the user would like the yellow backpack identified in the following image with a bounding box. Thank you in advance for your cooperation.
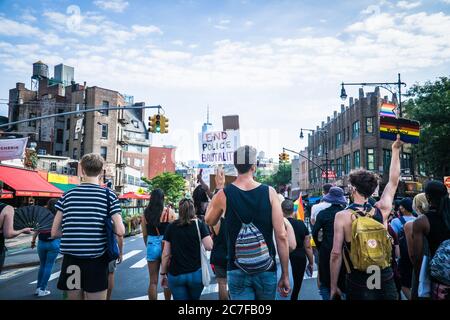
[348,208,392,271]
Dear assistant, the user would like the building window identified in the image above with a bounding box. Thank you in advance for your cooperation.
[336,158,343,177]
[132,120,139,129]
[318,144,323,157]
[101,124,108,139]
[29,113,37,128]
[329,160,334,173]
[73,148,78,160]
[66,119,70,130]
[344,154,351,175]
[366,117,374,134]
[347,127,350,142]
[383,149,392,174]
[352,121,360,139]
[127,175,134,185]
[353,150,360,168]
[56,129,64,144]
[100,146,107,160]
[101,101,109,116]
[65,139,69,152]
[366,148,375,171]
[134,158,143,167]
[401,153,412,174]
[335,132,342,148]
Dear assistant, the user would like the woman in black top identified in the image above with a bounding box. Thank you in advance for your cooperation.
[141,189,176,300]
[282,199,314,300]
[160,198,213,300]
[412,181,450,300]
[0,202,32,274]
[210,216,228,300]
[31,198,61,297]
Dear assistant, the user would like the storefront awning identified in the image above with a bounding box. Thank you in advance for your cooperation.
[0,190,13,199]
[50,183,78,192]
[0,165,64,198]
[119,192,150,200]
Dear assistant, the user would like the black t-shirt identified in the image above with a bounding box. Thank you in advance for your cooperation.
[164,219,210,276]
[287,217,309,257]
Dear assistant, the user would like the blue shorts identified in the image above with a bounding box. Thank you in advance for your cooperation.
[146,235,163,262]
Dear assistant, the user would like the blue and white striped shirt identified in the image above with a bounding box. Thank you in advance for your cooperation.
[55,183,121,258]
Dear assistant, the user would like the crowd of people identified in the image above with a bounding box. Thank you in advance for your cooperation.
[0,135,449,301]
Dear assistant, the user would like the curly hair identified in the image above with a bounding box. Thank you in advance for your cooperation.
[349,169,380,199]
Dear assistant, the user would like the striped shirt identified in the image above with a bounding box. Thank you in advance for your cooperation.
[55,183,121,258]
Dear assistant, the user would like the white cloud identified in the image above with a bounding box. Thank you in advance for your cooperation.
[214,25,229,30]
[397,1,422,9]
[94,0,129,13]
[0,17,41,36]
[132,25,163,35]
[172,40,184,46]
[219,19,231,24]
[21,13,37,23]
[244,20,254,27]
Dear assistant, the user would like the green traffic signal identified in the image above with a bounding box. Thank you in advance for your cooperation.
[155,115,161,132]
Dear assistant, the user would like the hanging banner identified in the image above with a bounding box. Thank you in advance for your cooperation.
[48,172,69,184]
[0,137,28,161]
[199,130,239,165]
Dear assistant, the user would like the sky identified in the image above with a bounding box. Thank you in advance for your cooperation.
[1,0,450,162]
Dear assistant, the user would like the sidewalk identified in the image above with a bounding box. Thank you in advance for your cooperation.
[3,234,61,271]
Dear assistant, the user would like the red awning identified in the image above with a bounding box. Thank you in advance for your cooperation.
[119,192,150,200]
[0,165,64,198]
[0,190,13,199]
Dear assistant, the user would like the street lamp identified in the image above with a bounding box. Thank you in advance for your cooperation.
[300,128,329,183]
[339,73,407,116]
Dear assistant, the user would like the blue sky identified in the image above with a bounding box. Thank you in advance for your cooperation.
[1,0,450,162]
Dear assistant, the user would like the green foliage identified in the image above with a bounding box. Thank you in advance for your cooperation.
[141,172,186,207]
[404,77,450,179]
[256,163,292,190]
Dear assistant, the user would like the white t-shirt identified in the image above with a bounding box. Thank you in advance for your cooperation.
[311,201,332,223]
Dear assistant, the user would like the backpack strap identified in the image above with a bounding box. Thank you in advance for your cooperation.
[399,215,407,226]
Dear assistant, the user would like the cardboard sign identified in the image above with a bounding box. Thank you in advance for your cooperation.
[209,174,237,191]
[379,116,420,144]
[200,131,238,165]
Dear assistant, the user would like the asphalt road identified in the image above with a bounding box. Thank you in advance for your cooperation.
[0,234,321,300]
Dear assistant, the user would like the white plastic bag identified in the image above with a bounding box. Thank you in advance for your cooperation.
[418,255,431,298]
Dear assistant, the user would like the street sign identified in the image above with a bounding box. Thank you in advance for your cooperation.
[321,170,336,179]
[401,175,413,181]
[444,176,450,189]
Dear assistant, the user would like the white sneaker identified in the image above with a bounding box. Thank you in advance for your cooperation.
[35,288,40,295]
[37,289,51,297]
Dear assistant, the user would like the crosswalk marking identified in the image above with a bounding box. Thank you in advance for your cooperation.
[30,271,60,285]
[0,267,37,281]
[121,250,141,262]
[130,257,147,269]
[127,283,219,300]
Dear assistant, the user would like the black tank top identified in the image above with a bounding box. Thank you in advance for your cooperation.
[0,203,7,254]
[224,184,276,272]
[146,208,170,236]
[210,217,227,267]
[425,208,450,257]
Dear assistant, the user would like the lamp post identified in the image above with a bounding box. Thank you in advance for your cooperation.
[340,73,406,116]
[300,128,329,183]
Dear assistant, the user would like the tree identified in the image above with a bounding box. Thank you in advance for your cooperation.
[256,163,292,191]
[141,172,186,207]
[404,77,450,179]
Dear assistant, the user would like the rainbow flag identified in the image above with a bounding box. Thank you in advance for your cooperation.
[380,116,420,144]
[294,193,305,221]
[380,102,397,118]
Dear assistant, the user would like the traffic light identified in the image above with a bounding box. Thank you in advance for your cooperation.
[284,153,290,162]
[160,115,169,134]
[155,114,161,133]
[148,115,155,133]
[279,153,284,162]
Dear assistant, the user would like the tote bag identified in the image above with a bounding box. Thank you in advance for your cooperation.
[195,219,211,287]
[418,255,431,298]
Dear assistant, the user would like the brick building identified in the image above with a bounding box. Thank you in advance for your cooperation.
[307,88,413,193]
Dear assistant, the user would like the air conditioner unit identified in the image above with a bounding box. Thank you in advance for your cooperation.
[50,162,57,171]
[63,167,68,174]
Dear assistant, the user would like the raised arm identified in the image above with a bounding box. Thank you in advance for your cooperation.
[50,211,63,239]
[2,205,32,238]
[376,136,403,219]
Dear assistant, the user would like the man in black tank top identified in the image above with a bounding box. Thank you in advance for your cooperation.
[205,146,291,300]
[330,136,403,300]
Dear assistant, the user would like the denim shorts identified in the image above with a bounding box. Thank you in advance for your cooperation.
[227,269,277,300]
[146,235,163,262]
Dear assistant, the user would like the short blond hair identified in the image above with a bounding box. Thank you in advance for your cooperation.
[80,153,104,177]
[413,192,429,215]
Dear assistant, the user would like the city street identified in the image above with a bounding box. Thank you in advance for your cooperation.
[0,234,321,300]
